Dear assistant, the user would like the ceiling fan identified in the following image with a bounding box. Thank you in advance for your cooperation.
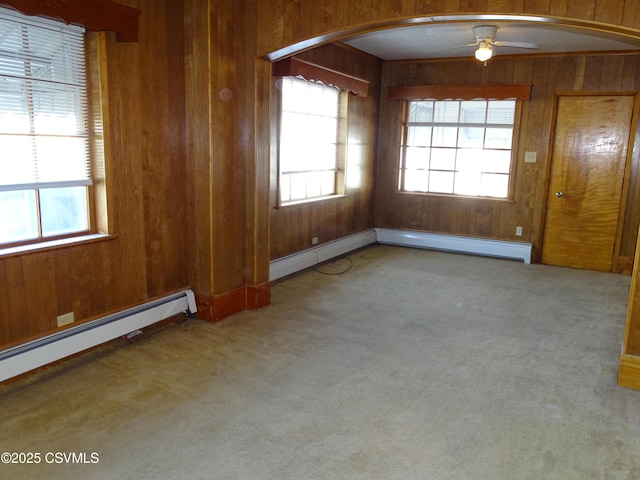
[468,25,540,62]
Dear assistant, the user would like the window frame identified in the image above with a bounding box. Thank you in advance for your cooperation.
[275,76,349,208]
[0,28,112,256]
[397,97,522,201]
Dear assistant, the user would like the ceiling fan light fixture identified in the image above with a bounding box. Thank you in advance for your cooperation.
[474,42,493,62]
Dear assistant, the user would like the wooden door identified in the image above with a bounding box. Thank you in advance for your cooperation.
[541,95,634,271]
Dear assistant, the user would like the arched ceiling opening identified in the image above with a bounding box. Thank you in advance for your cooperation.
[264,14,640,63]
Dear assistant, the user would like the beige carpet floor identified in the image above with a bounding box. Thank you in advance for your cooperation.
[1,245,639,479]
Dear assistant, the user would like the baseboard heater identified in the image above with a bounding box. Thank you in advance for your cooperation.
[270,230,378,281]
[0,289,197,383]
[375,228,532,264]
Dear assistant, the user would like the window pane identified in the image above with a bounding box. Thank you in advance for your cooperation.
[290,172,307,201]
[405,147,429,170]
[456,149,483,173]
[40,186,89,237]
[432,127,457,147]
[430,148,456,171]
[0,190,38,243]
[454,171,481,196]
[0,135,35,185]
[408,101,433,122]
[35,136,88,182]
[487,100,515,124]
[404,169,429,192]
[319,171,336,196]
[406,126,431,146]
[458,127,484,148]
[485,127,513,149]
[280,174,291,203]
[483,151,512,174]
[428,171,454,194]
[460,101,486,123]
[434,101,459,123]
[481,173,509,198]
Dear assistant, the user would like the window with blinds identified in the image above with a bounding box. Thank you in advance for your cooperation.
[0,7,90,245]
[278,77,347,205]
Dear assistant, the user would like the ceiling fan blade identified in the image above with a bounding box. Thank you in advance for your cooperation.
[494,40,540,49]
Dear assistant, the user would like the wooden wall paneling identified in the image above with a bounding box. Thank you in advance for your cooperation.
[547,0,568,16]
[595,0,625,25]
[486,0,524,12]
[523,0,550,14]
[347,0,374,28]
[376,0,415,18]
[415,0,447,14]
[246,38,271,294]
[184,0,214,296]
[22,253,57,337]
[619,97,640,264]
[621,55,639,91]
[622,1,640,29]
[1,257,27,345]
[302,1,335,41]
[52,250,73,322]
[566,0,595,20]
[257,0,285,55]
[210,1,247,297]
[53,244,107,322]
[139,0,187,296]
[600,56,627,91]
[0,261,8,345]
[457,0,489,12]
[281,0,303,53]
[582,56,605,91]
[528,57,556,259]
[103,35,148,306]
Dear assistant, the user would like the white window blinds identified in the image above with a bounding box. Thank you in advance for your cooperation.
[0,7,89,192]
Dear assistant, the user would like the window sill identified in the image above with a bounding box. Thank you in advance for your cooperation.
[277,194,347,209]
[0,233,117,259]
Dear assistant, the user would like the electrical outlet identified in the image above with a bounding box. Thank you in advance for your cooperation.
[312,236,319,245]
[524,151,537,163]
[57,312,74,327]
[515,226,523,237]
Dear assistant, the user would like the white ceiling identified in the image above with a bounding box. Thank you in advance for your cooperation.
[342,21,640,61]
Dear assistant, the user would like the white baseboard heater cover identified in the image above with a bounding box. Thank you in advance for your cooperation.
[270,229,377,281]
[375,228,532,264]
[0,289,197,383]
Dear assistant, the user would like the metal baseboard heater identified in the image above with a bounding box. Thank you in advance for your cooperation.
[0,289,197,383]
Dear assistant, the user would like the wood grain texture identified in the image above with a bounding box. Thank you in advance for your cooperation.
[541,95,633,271]
[618,354,640,390]
[0,0,140,42]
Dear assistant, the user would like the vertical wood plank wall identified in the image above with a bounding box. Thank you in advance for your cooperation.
[375,55,640,266]
[0,0,188,348]
[5,0,640,380]
[269,44,381,260]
